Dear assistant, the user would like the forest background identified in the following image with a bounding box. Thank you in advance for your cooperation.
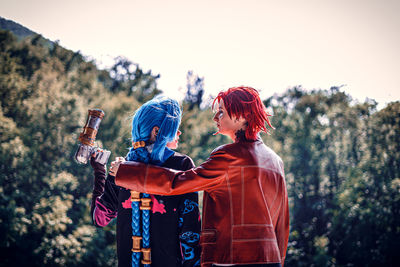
[0,18,399,267]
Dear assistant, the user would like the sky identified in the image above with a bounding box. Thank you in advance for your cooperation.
[1,0,399,108]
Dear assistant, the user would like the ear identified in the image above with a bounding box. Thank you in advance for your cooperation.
[150,126,160,142]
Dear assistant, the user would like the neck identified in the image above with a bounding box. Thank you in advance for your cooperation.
[233,129,247,142]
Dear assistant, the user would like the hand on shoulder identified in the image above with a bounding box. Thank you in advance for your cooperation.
[109,157,125,176]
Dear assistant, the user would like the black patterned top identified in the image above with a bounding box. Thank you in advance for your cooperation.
[90,152,201,267]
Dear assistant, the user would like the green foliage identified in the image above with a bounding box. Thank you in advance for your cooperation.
[0,29,155,266]
[184,70,204,111]
[264,87,399,266]
[329,101,400,266]
[109,56,161,102]
[0,28,399,266]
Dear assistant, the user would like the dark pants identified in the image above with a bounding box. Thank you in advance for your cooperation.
[212,264,282,267]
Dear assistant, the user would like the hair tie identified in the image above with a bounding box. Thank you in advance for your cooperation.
[132,141,146,149]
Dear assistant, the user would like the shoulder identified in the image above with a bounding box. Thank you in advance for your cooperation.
[210,142,243,157]
[262,143,285,173]
[163,152,195,171]
[210,143,233,154]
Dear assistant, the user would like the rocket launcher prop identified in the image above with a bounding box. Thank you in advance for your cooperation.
[74,109,111,165]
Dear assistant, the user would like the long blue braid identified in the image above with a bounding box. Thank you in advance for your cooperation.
[131,197,141,267]
[126,96,181,267]
[141,193,151,267]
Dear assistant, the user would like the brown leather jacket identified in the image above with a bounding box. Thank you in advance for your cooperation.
[116,139,289,267]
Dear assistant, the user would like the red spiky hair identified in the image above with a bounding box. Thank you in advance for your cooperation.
[213,86,274,140]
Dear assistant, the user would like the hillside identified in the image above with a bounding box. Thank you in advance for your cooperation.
[0,16,36,39]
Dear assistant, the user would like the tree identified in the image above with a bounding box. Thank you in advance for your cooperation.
[264,86,375,266]
[184,70,204,110]
[0,29,122,266]
[109,56,161,102]
[329,101,400,266]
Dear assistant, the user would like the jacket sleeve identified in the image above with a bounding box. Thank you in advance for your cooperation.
[90,160,119,227]
[115,147,235,195]
[90,160,106,217]
[275,174,290,266]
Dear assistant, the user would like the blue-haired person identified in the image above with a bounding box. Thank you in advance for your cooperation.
[90,96,201,267]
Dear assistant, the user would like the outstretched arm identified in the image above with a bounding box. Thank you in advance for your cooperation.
[90,160,106,217]
[115,147,234,195]
[90,160,119,227]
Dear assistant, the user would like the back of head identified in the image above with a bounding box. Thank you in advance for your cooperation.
[126,96,182,164]
[213,86,273,140]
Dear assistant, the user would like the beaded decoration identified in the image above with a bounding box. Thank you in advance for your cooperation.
[133,141,146,149]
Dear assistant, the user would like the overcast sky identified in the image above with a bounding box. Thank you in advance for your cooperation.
[1,0,399,108]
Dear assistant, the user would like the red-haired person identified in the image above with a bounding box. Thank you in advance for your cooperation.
[110,87,289,267]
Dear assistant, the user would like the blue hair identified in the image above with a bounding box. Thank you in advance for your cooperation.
[126,96,182,165]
